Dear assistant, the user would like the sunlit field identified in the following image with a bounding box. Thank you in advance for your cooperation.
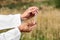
[0,6,60,40]
[20,6,60,40]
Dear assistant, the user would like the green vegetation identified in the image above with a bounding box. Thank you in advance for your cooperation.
[0,0,60,9]
[53,0,60,8]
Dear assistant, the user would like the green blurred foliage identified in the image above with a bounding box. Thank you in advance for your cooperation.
[47,0,60,8]
[0,0,60,9]
[53,0,60,8]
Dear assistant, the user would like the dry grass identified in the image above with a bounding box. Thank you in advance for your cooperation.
[21,6,60,40]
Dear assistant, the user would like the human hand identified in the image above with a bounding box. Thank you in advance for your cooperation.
[18,20,36,32]
[21,6,39,20]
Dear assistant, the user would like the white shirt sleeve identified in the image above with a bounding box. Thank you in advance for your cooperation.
[0,14,22,40]
[0,14,21,30]
[0,27,21,40]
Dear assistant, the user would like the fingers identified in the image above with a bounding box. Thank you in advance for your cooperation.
[27,20,36,31]
[19,20,36,32]
[29,25,36,31]
[28,6,39,11]
[32,10,38,15]
[27,20,36,27]
[29,7,39,16]
[27,6,39,14]
[21,6,39,20]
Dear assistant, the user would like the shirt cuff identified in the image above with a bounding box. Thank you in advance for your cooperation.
[13,14,22,28]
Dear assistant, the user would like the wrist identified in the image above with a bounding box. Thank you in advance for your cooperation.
[21,14,27,21]
[18,25,22,32]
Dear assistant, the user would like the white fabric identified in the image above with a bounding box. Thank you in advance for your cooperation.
[0,14,21,40]
[0,27,21,40]
[0,14,21,30]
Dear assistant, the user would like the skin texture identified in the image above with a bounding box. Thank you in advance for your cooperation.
[19,6,39,32]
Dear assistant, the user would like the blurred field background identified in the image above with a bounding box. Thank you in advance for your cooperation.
[0,0,60,40]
